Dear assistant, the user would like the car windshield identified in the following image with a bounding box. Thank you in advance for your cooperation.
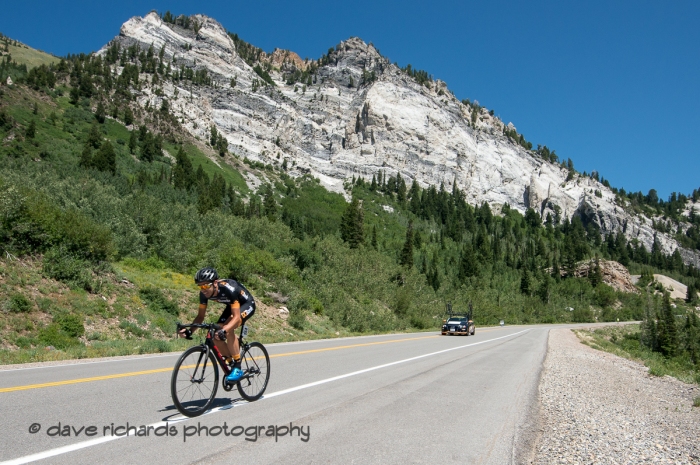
[447,319,462,324]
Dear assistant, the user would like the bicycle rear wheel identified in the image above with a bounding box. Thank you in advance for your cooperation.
[171,346,219,417]
[237,342,270,401]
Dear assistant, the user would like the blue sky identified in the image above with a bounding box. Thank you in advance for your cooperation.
[2,1,698,200]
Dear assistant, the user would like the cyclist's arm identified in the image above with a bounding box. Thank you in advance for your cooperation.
[192,303,207,325]
[178,303,207,337]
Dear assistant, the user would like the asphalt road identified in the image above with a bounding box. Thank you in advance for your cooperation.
[0,325,551,465]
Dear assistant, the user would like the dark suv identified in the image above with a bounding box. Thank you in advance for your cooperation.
[441,316,475,336]
[441,303,475,336]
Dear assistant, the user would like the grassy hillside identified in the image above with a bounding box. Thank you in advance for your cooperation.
[0,34,59,70]
[0,34,698,372]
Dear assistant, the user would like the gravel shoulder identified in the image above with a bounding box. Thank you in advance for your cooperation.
[534,328,700,464]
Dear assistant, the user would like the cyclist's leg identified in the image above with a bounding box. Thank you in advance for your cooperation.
[232,301,255,358]
[215,306,232,358]
[240,300,256,323]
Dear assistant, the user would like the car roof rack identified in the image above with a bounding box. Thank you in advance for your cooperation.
[445,302,473,320]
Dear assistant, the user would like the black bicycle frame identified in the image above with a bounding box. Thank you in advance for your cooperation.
[177,323,252,379]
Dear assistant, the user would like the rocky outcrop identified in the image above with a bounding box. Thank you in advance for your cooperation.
[565,259,640,294]
[264,49,309,71]
[99,12,700,267]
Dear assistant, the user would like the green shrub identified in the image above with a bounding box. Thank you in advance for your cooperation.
[288,291,324,316]
[572,306,594,323]
[15,336,36,349]
[86,332,104,341]
[119,320,150,338]
[392,288,412,318]
[36,297,53,313]
[0,183,113,261]
[594,284,617,308]
[410,315,430,329]
[152,314,176,336]
[43,247,93,291]
[139,339,170,354]
[121,256,168,272]
[5,294,32,313]
[288,310,307,330]
[139,286,179,316]
[289,243,319,271]
[54,313,85,338]
[215,241,291,284]
[38,324,81,349]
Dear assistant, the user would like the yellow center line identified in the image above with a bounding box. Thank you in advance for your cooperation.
[1,332,493,393]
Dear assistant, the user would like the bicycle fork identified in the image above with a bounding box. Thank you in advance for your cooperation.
[191,348,209,384]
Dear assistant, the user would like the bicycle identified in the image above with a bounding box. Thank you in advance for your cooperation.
[171,322,270,417]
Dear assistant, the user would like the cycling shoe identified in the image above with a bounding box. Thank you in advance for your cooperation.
[225,367,244,383]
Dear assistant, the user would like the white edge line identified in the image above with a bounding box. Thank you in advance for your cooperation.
[0,329,528,465]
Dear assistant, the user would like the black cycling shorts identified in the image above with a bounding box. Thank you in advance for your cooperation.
[217,301,256,325]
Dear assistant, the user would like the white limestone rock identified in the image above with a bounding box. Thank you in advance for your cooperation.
[99,13,700,267]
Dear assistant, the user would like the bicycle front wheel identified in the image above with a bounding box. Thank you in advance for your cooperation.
[237,342,270,401]
[171,346,219,417]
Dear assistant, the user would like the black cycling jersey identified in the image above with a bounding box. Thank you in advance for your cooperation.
[200,279,256,324]
[199,279,253,307]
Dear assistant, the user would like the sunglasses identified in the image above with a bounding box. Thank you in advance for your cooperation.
[198,282,214,290]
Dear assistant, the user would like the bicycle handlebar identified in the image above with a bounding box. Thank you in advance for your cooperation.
[176,322,222,340]
[177,323,222,331]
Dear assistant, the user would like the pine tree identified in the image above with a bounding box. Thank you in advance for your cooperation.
[370,225,378,250]
[551,258,561,282]
[340,197,364,248]
[95,101,106,124]
[537,275,550,303]
[397,173,407,205]
[562,236,577,277]
[588,257,603,287]
[413,230,422,249]
[210,125,218,147]
[140,132,160,162]
[520,269,531,296]
[427,257,440,292]
[399,222,414,268]
[640,292,657,351]
[87,122,102,148]
[660,291,678,357]
[686,281,698,304]
[263,185,277,221]
[409,179,421,213]
[25,119,36,139]
[124,107,134,126]
[216,133,228,157]
[194,165,208,192]
[78,145,92,169]
[69,86,80,105]
[173,147,194,190]
[458,245,479,282]
[92,140,116,174]
[128,130,137,154]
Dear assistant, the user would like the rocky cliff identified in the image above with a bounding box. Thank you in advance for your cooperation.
[100,12,700,266]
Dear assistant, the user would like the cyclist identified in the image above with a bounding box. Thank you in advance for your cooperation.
[179,267,256,383]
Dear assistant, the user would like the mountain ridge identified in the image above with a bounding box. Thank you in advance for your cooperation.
[83,11,698,267]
